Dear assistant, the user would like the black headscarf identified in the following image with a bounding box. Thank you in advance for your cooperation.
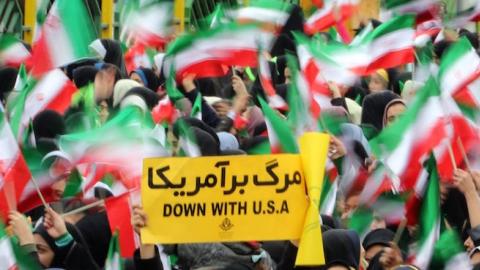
[65,58,98,80]
[32,110,66,143]
[73,66,98,88]
[323,229,361,269]
[190,127,220,156]
[173,117,220,147]
[131,68,160,92]
[100,39,128,77]
[34,222,88,268]
[0,67,18,103]
[361,91,402,133]
[270,4,304,57]
[75,211,112,267]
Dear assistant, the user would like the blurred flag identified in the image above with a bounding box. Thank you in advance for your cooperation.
[370,78,447,191]
[29,0,95,77]
[0,35,30,68]
[304,0,359,34]
[258,97,298,154]
[120,0,173,47]
[163,23,274,80]
[0,104,32,219]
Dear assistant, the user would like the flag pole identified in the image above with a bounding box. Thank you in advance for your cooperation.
[447,143,457,171]
[393,218,407,244]
[30,176,49,209]
[62,199,105,217]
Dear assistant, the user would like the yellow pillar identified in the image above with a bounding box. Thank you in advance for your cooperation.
[23,0,36,44]
[101,0,114,39]
[174,0,185,33]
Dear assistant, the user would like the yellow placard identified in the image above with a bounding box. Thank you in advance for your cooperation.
[142,154,309,243]
[141,132,329,266]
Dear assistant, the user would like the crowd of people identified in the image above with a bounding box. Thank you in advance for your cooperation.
[1,1,480,270]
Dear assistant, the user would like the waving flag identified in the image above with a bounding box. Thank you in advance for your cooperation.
[295,32,358,88]
[105,231,124,270]
[124,42,157,73]
[120,0,173,47]
[258,97,298,154]
[0,104,32,219]
[430,230,471,269]
[370,78,447,191]
[438,37,480,97]
[304,0,359,34]
[409,156,440,269]
[226,0,291,32]
[317,15,415,76]
[9,69,77,141]
[382,0,440,23]
[0,35,31,68]
[105,193,137,258]
[257,48,288,110]
[29,0,95,77]
[163,23,274,80]
[0,222,18,270]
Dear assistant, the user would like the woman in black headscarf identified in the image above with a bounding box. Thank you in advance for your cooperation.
[90,38,128,77]
[32,208,100,269]
[322,229,361,270]
[73,66,98,89]
[0,67,18,104]
[361,91,405,139]
[130,67,161,92]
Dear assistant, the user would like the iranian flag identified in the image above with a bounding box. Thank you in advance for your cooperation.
[320,159,339,215]
[105,231,123,270]
[0,223,17,270]
[105,193,137,258]
[438,37,480,97]
[120,0,173,47]
[258,97,298,154]
[29,0,95,77]
[9,69,77,141]
[163,23,274,80]
[0,35,31,68]
[257,48,287,110]
[304,0,359,34]
[431,230,472,270]
[414,20,442,47]
[295,32,358,89]
[320,14,415,76]
[190,93,202,120]
[432,105,479,181]
[383,0,440,23]
[0,104,32,219]
[124,42,157,73]
[226,0,291,32]
[409,156,440,269]
[370,78,447,191]
[286,55,319,135]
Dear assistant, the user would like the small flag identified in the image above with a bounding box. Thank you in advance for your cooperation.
[409,155,441,269]
[190,93,202,120]
[105,231,124,270]
[105,193,137,258]
[258,97,298,154]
